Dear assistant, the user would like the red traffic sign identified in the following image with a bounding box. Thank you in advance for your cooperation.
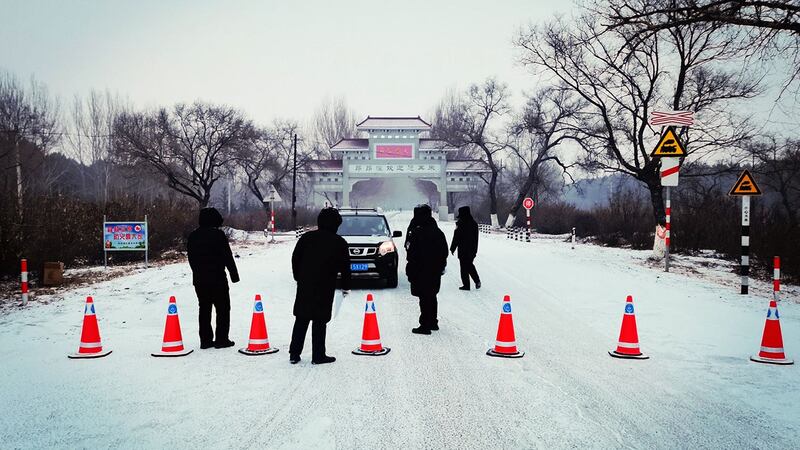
[523,198,534,210]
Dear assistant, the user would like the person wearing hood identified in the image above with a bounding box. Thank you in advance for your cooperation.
[187,207,240,349]
[289,207,351,365]
[405,204,449,334]
[450,206,481,290]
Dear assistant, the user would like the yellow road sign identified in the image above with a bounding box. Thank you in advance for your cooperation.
[728,170,762,196]
[650,127,687,157]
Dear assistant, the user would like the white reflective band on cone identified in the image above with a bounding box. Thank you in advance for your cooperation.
[742,236,750,246]
[616,342,640,349]
[774,269,780,279]
[495,341,517,347]
[760,346,785,353]
[742,256,749,265]
[361,339,382,345]
[248,338,269,345]
[162,340,183,348]
[80,341,103,348]
[21,273,28,282]
[767,310,778,320]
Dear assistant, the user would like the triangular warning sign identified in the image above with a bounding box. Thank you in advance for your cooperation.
[728,170,762,196]
[650,127,687,157]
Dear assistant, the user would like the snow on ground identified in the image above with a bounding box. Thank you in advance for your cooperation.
[0,211,798,449]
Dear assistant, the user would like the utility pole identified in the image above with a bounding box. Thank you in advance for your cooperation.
[292,133,298,230]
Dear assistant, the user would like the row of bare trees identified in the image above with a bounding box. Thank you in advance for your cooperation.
[428,0,796,231]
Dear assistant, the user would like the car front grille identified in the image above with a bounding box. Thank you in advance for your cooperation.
[349,246,377,257]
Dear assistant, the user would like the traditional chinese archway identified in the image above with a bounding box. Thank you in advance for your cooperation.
[303,116,490,220]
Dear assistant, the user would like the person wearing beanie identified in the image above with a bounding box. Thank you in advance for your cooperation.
[289,207,352,364]
[450,206,481,290]
[405,204,449,334]
[187,207,240,349]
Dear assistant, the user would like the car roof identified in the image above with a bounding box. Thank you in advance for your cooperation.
[340,212,384,217]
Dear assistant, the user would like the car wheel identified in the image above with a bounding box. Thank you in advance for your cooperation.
[386,270,398,288]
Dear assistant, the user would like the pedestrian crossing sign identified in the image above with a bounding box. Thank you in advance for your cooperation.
[728,170,761,196]
[650,127,687,157]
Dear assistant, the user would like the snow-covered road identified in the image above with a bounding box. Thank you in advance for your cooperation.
[1,211,797,449]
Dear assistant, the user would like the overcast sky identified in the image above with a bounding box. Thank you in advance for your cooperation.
[0,0,574,124]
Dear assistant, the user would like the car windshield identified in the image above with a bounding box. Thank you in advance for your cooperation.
[338,215,390,236]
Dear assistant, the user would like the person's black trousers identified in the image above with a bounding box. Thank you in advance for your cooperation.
[418,294,438,329]
[459,257,481,288]
[195,285,231,344]
[289,318,327,359]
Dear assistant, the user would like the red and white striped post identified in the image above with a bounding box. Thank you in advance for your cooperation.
[664,189,671,272]
[774,256,781,302]
[21,258,29,306]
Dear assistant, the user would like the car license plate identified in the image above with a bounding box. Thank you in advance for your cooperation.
[351,263,369,272]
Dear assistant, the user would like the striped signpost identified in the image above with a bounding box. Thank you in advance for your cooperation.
[649,112,694,272]
[21,258,29,306]
[728,170,761,294]
[774,256,781,301]
[523,197,534,243]
[265,185,282,243]
[649,126,688,272]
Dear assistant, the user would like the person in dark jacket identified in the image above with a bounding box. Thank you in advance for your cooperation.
[450,206,481,290]
[289,208,352,364]
[187,207,240,349]
[405,204,449,334]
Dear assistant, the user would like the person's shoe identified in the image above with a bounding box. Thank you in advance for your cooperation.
[412,326,432,335]
[430,324,439,331]
[213,339,235,349]
[476,282,481,289]
[459,286,470,291]
[200,341,214,349]
[289,354,301,364]
[311,355,336,365]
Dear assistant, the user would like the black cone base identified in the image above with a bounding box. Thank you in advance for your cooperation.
[352,347,391,356]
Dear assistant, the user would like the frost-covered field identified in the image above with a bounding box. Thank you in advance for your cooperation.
[1,212,797,449]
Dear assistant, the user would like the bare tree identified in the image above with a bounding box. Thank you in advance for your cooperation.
[515,11,759,225]
[0,72,59,225]
[431,78,509,227]
[753,137,800,230]
[603,0,800,89]
[311,96,358,157]
[503,87,580,226]
[114,102,254,207]
[237,120,308,215]
[65,90,124,205]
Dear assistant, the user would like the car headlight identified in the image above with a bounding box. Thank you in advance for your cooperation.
[378,241,396,256]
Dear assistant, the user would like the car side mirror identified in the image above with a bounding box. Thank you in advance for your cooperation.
[392,230,402,238]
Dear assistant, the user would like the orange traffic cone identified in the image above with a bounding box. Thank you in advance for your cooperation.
[352,293,390,356]
[152,296,193,357]
[487,295,524,358]
[750,300,793,365]
[239,294,279,356]
[68,296,112,359]
[609,295,648,360]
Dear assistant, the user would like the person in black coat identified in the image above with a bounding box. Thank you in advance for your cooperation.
[289,208,352,364]
[450,206,482,290]
[405,204,449,334]
[187,207,240,349]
